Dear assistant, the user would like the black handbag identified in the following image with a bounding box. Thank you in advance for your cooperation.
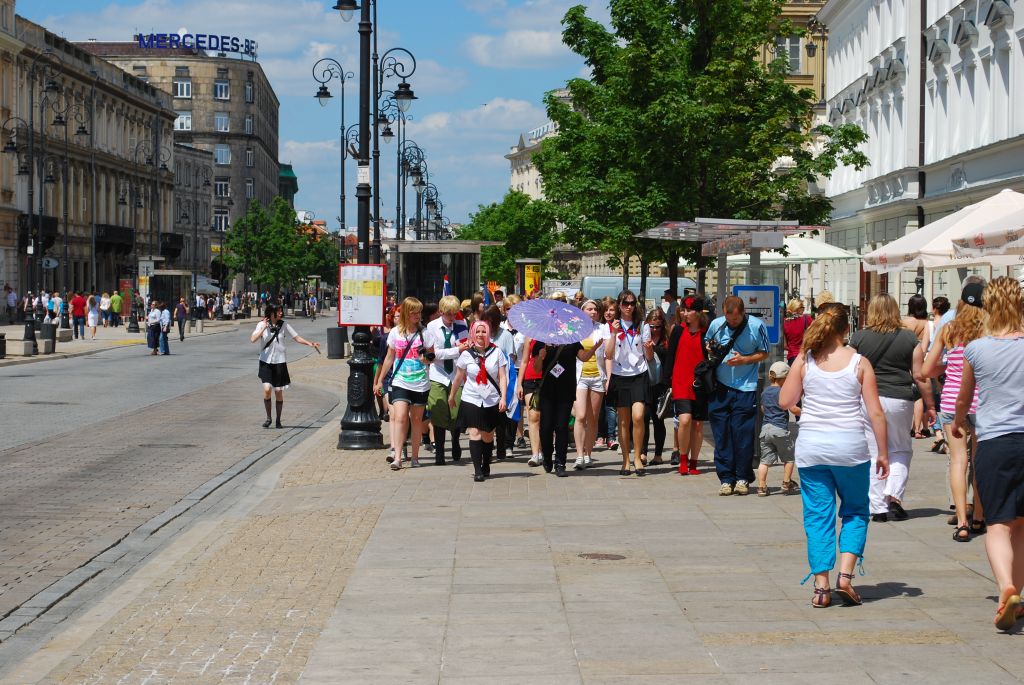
[655,388,673,420]
[693,316,748,396]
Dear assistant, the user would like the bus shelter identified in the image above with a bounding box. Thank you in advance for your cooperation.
[382,239,503,303]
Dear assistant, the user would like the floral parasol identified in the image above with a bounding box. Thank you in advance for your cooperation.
[507,299,594,345]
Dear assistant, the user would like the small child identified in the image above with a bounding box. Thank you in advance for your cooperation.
[757,361,800,496]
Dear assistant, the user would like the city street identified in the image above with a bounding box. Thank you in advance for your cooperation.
[0,318,337,662]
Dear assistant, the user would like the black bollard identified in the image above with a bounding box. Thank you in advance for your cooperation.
[337,328,383,450]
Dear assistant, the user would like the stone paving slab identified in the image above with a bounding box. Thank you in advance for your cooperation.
[2,419,1022,683]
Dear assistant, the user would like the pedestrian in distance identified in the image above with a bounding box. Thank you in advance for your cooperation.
[572,299,610,470]
[146,300,161,355]
[175,297,188,341]
[426,295,470,465]
[484,305,516,461]
[782,299,813,366]
[704,295,771,496]
[597,297,620,452]
[69,290,87,339]
[308,292,318,321]
[374,297,433,470]
[3,284,16,324]
[604,289,654,477]
[535,334,598,477]
[757,361,800,496]
[449,320,508,482]
[640,307,670,466]
[779,303,889,609]
[663,295,708,475]
[849,293,934,522]
[251,303,320,429]
[158,301,171,354]
[952,276,1024,631]
[87,294,100,340]
[100,292,111,327]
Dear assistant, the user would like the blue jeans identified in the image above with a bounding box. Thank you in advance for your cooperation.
[604,403,618,442]
[72,315,85,338]
[707,384,757,484]
[798,461,870,574]
[159,329,170,354]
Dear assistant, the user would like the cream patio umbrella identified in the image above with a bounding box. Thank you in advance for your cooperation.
[951,203,1024,257]
[862,189,1024,273]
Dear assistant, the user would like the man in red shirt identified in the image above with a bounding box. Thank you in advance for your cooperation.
[69,291,87,339]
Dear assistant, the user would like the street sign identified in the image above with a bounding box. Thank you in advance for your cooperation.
[40,257,59,269]
[733,284,781,345]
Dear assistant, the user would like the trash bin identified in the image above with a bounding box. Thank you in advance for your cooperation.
[0,333,5,359]
[326,326,346,359]
[40,322,58,344]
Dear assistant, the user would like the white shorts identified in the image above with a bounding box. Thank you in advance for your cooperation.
[576,376,606,393]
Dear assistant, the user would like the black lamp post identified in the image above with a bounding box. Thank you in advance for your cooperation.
[47,90,91,301]
[179,164,212,295]
[312,58,355,232]
[372,48,416,263]
[805,18,828,107]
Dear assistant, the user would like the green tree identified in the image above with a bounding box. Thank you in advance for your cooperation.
[456,190,559,285]
[299,229,340,287]
[224,197,305,291]
[532,0,869,297]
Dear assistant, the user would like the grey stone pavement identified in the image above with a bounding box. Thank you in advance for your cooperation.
[0,317,338,659]
[0,386,1020,684]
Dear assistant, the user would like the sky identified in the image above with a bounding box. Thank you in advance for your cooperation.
[22,0,610,232]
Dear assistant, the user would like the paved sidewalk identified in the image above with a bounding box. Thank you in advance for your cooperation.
[3,426,1022,683]
[0,318,242,367]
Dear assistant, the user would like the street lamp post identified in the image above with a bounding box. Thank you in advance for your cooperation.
[372,48,416,263]
[48,90,91,301]
[805,18,828,107]
[180,164,212,295]
[312,58,354,232]
[118,175,144,333]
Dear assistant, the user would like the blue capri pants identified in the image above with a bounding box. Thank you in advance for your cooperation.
[798,461,870,574]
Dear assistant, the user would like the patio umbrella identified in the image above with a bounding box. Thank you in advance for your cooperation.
[862,189,1024,273]
[507,299,594,345]
[951,204,1024,257]
[726,236,859,264]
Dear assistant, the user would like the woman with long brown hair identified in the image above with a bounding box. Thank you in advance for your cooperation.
[849,293,935,522]
[780,303,889,607]
[953,277,1024,630]
[923,286,986,541]
[641,307,670,465]
[604,290,654,476]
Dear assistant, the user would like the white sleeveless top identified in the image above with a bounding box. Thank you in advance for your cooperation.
[795,351,869,468]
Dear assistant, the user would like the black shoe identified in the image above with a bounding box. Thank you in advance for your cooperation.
[452,454,462,463]
[262,418,272,429]
[435,457,446,466]
[670,451,680,466]
[275,421,283,429]
[555,464,567,477]
[888,501,909,521]
[473,474,485,482]
[543,456,553,473]
[871,513,888,523]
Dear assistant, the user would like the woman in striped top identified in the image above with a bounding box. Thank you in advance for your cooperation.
[923,290,985,541]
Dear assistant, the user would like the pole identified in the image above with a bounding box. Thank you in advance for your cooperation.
[370,0,381,264]
[395,115,401,241]
[62,115,69,293]
[27,65,36,319]
[88,74,97,292]
[338,0,383,450]
[340,75,346,232]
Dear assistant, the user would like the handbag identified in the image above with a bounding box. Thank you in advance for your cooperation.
[647,348,662,384]
[693,316,748,396]
[655,387,673,420]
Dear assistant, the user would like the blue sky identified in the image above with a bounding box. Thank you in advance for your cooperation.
[23,0,609,231]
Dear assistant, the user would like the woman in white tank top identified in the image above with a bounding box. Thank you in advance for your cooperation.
[780,304,889,609]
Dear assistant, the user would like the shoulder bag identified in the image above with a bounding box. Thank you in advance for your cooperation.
[383,327,423,394]
[692,316,748,396]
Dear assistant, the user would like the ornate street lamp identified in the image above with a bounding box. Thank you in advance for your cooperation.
[312,58,354,232]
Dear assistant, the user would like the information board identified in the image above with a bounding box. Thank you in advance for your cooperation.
[338,263,386,327]
[732,284,781,345]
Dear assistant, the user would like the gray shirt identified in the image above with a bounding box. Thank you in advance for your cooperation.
[848,328,919,401]
[963,336,1024,441]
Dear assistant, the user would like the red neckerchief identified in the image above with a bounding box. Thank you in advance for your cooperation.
[618,318,638,345]
[471,344,496,385]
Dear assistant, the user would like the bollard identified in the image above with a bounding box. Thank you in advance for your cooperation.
[0,332,5,359]
[23,321,38,355]
[326,326,345,359]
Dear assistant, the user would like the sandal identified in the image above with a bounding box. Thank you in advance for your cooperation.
[812,586,831,608]
[948,506,973,526]
[952,525,971,542]
[994,588,1021,631]
[930,438,946,453]
[834,572,863,606]
[970,519,987,535]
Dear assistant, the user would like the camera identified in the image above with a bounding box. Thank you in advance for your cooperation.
[424,351,436,362]
[706,340,730,368]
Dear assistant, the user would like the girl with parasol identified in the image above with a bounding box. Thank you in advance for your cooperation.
[448,320,508,481]
[604,290,655,476]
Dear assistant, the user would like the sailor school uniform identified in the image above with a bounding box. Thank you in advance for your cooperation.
[256,320,299,389]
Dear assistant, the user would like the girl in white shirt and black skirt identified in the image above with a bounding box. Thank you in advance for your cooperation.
[604,290,654,476]
[251,304,320,428]
[449,320,508,482]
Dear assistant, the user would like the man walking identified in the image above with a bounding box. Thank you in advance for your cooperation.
[426,295,470,464]
[109,290,122,327]
[4,284,17,324]
[175,297,188,341]
[69,291,87,339]
[705,295,770,496]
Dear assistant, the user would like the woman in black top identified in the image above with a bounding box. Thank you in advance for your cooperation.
[641,308,670,465]
[534,342,597,476]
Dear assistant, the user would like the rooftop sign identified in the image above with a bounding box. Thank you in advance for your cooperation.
[136,33,257,57]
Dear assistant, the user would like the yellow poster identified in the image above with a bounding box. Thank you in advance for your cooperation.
[524,264,541,297]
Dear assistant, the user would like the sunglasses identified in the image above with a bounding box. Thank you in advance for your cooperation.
[649,324,663,329]
[621,300,637,306]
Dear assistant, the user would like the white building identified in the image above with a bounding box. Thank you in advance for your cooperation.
[818,0,1024,309]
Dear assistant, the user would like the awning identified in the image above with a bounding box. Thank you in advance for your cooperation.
[862,189,1024,273]
[951,204,1024,257]
[726,236,860,264]
[635,218,826,257]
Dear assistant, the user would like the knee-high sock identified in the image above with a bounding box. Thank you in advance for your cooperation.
[469,439,483,477]
[264,398,272,419]
[450,429,462,460]
[275,400,283,422]
[434,428,446,462]
[482,441,493,475]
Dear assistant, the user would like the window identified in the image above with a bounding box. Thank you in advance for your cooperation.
[132,65,147,76]
[214,179,231,197]
[214,79,230,100]
[174,111,192,131]
[175,66,189,76]
[245,178,254,199]
[214,208,229,231]
[244,115,253,135]
[245,148,254,167]
[217,68,229,78]
[775,35,801,74]
[214,112,229,132]
[214,144,231,165]
[245,81,254,103]
[173,79,192,98]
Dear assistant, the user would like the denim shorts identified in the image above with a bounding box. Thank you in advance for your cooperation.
[938,411,975,428]
[389,385,428,406]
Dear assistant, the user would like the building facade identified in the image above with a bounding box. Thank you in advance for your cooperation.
[80,42,280,235]
[819,0,1024,308]
[172,143,217,281]
[3,14,176,297]
[0,0,22,291]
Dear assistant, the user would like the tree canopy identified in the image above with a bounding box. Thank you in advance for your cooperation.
[456,189,559,285]
[532,0,869,293]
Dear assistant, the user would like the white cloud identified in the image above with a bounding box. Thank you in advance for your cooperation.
[465,30,568,69]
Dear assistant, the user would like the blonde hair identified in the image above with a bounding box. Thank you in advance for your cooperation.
[438,295,461,315]
[865,293,902,334]
[398,297,423,334]
[551,291,567,302]
[503,293,521,309]
[785,299,805,315]
[815,291,835,308]
[944,302,986,348]
[983,276,1024,336]
[802,303,850,356]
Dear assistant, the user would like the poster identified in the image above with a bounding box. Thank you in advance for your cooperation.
[338,263,386,327]
[524,264,542,298]
[733,284,780,344]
